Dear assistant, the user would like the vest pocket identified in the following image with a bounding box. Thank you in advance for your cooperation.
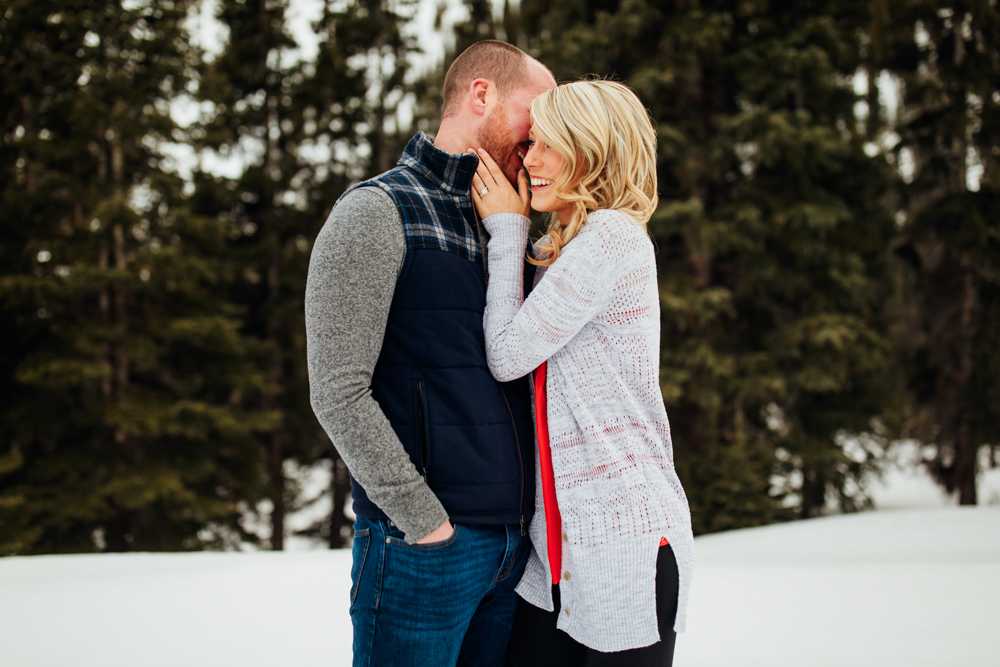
[416,379,429,481]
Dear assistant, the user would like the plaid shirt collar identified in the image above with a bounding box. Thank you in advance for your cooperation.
[398,132,479,197]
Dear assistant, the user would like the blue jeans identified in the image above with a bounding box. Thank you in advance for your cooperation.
[350,517,531,667]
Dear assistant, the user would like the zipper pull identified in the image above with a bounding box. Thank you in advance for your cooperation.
[520,516,526,536]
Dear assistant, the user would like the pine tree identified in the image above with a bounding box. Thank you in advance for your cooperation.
[453,0,498,55]
[516,0,899,532]
[0,0,272,554]
[409,0,498,142]
[299,0,420,547]
[194,0,419,549]
[193,0,315,551]
[883,0,1000,504]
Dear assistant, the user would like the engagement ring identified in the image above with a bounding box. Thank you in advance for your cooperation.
[479,187,488,197]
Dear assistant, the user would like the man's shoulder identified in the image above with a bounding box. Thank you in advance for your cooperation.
[334,184,398,219]
[311,186,406,274]
[318,186,403,249]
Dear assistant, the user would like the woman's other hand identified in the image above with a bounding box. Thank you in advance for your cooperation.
[470,147,530,219]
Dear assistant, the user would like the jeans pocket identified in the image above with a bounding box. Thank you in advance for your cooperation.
[391,524,460,551]
[415,523,459,548]
[350,527,371,606]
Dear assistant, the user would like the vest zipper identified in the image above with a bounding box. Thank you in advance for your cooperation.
[498,386,526,535]
[416,380,428,480]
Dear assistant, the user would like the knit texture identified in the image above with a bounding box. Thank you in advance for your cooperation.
[482,209,695,652]
[306,187,450,543]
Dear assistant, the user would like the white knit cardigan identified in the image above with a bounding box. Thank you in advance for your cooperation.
[482,208,695,652]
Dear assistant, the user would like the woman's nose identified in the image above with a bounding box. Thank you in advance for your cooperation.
[523,146,539,169]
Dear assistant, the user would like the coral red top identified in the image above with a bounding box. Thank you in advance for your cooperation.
[534,361,666,586]
[533,361,562,585]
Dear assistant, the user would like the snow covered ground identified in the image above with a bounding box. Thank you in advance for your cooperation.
[681,507,1000,666]
[3,506,998,667]
[1,549,353,666]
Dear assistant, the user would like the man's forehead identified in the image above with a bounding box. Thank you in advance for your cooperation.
[511,65,555,106]
[526,58,557,90]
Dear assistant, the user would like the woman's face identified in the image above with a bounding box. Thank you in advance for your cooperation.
[524,127,574,224]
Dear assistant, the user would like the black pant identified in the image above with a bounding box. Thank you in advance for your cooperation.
[506,544,679,667]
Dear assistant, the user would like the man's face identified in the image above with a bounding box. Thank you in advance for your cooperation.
[476,61,556,186]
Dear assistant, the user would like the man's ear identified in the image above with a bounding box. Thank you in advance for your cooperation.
[469,78,493,117]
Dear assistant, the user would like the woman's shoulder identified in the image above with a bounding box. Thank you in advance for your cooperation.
[583,209,648,236]
[577,209,652,256]
[586,208,634,225]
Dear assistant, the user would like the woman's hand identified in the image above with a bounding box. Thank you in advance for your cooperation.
[470,148,530,219]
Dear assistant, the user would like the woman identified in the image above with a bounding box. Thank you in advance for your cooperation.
[470,80,695,666]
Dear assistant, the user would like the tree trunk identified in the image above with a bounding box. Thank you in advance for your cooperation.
[265,231,286,550]
[106,507,131,553]
[956,420,977,505]
[329,456,351,548]
[954,255,978,505]
[269,433,285,550]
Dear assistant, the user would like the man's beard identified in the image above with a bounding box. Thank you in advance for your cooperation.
[476,103,519,187]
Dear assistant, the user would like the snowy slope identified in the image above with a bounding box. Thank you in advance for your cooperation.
[2,508,998,667]
[0,550,353,667]
[680,507,1000,667]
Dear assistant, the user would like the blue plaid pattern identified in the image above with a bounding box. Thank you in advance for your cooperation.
[341,132,484,265]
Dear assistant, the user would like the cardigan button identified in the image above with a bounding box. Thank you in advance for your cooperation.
[562,532,568,542]
[563,571,571,581]
[564,608,570,617]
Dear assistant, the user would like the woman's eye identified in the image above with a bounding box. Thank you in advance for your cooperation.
[526,140,535,147]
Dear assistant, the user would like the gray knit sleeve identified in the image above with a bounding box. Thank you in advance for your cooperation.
[305,186,450,544]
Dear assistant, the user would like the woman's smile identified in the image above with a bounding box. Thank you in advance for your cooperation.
[523,130,573,222]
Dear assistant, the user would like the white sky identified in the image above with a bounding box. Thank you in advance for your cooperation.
[174,0,985,192]
[168,0,505,182]
[187,0,507,74]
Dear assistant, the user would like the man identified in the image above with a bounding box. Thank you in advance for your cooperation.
[305,40,557,666]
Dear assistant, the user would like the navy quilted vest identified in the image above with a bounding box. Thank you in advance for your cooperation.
[344,133,536,529]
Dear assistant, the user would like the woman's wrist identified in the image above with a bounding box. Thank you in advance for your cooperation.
[482,212,531,239]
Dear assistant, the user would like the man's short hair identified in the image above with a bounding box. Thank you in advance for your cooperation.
[442,40,529,118]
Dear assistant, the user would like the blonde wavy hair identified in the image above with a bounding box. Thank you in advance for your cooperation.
[529,80,658,267]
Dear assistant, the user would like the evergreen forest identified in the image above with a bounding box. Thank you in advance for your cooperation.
[1,0,997,555]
